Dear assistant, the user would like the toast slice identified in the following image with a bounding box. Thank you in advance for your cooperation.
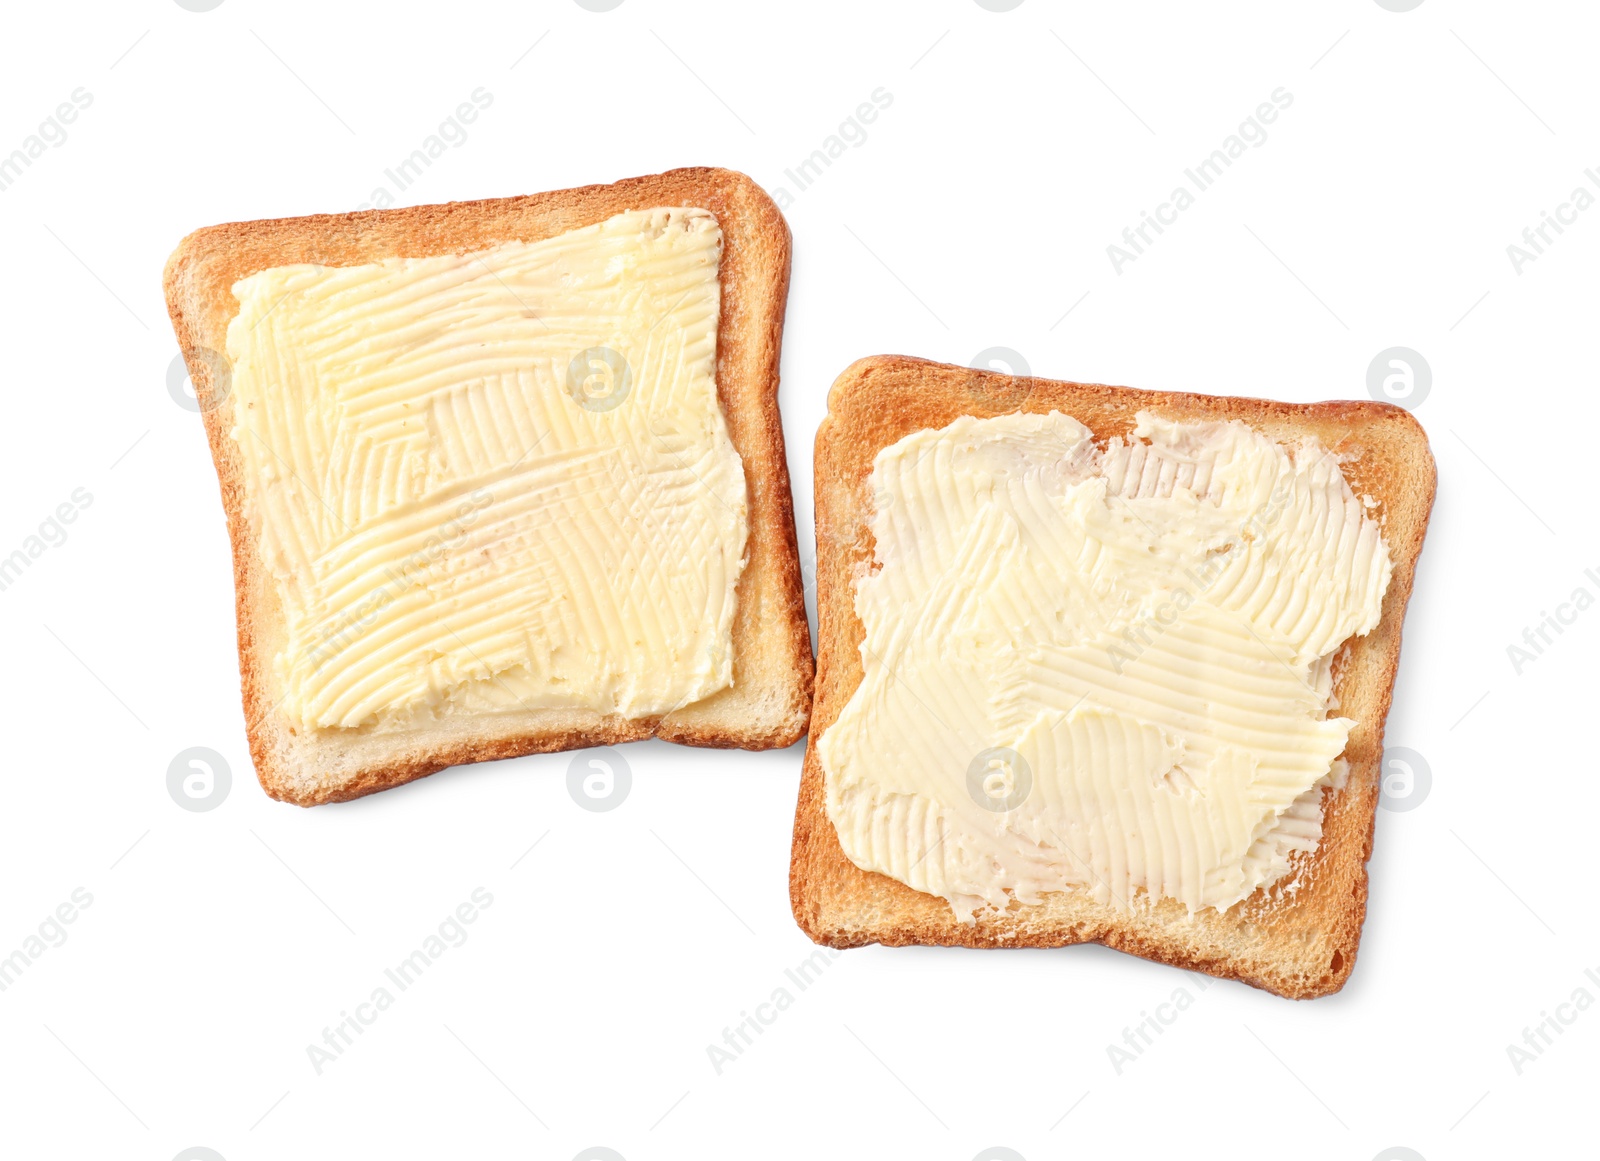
[164,167,813,806]
[790,355,1435,998]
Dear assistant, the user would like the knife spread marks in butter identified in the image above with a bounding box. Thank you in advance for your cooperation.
[225,207,748,731]
[817,411,1391,919]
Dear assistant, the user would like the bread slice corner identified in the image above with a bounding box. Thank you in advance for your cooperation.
[790,354,1436,998]
[164,167,813,806]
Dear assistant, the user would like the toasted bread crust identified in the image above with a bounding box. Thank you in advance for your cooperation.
[163,167,814,806]
[789,355,1436,998]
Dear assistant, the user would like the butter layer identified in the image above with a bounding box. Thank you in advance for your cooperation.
[817,410,1392,920]
[224,206,748,731]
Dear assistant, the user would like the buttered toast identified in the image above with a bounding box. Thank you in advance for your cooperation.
[790,355,1435,999]
[164,168,813,806]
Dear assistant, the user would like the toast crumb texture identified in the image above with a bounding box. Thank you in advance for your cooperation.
[163,167,814,806]
[789,355,1436,999]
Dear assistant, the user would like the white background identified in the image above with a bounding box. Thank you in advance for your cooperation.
[0,2,1593,1159]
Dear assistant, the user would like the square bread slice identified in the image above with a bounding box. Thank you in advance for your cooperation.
[790,355,1436,998]
[164,167,813,806]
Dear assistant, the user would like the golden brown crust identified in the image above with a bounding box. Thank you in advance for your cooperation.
[163,167,814,806]
[789,355,1436,999]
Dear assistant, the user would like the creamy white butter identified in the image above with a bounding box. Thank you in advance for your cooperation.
[817,410,1392,920]
[225,207,748,731]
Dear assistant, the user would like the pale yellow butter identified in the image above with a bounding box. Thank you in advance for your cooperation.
[817,410,1392,919]
[225,207,748,731]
